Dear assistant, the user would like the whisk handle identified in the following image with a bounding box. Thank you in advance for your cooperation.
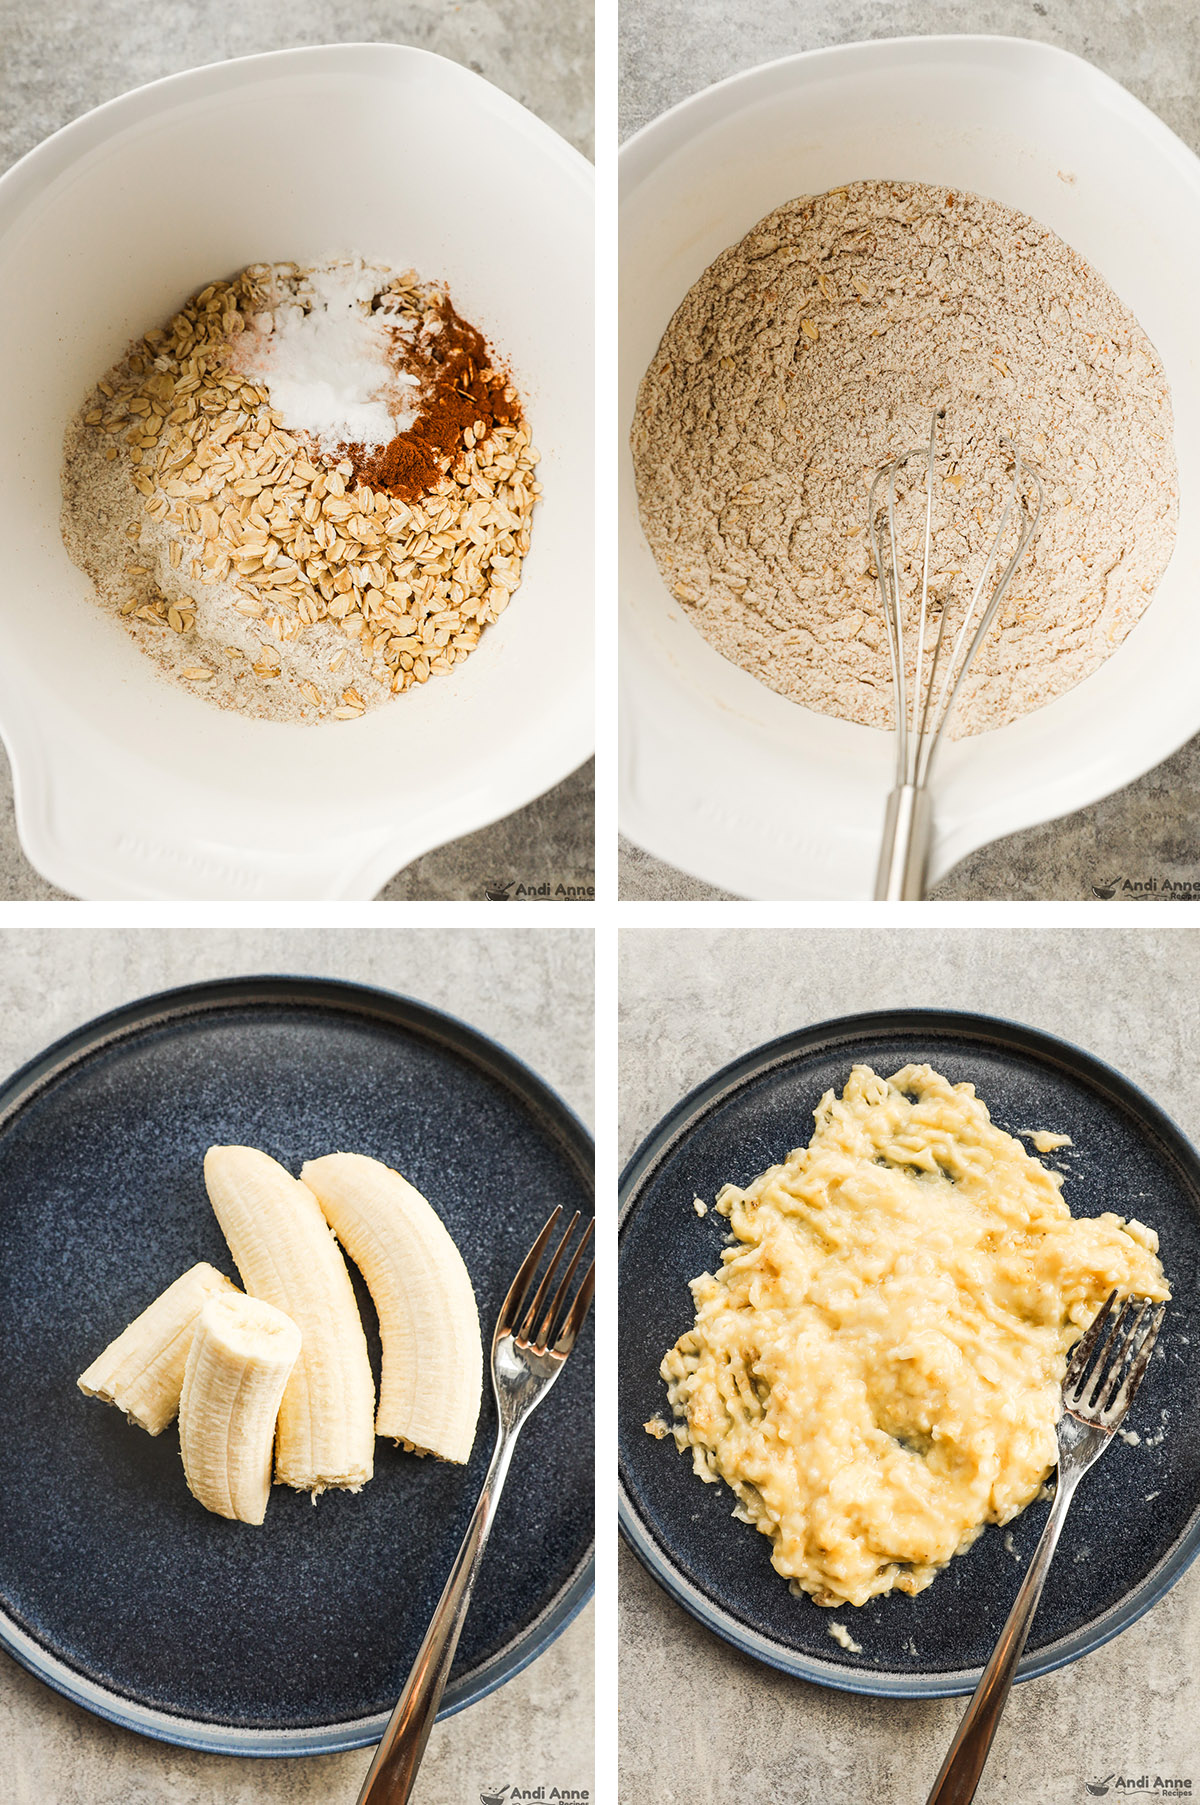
[874,783,934,901]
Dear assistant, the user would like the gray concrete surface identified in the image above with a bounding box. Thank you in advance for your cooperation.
[380,763,596,902]
[0,927,593,1804]
[0,0,593,902]
[619,925,1200,1802]
[618,0,1200,901]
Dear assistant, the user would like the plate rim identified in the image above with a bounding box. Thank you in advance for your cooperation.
[618,1004,1200,1698]
[0,972,595,1755]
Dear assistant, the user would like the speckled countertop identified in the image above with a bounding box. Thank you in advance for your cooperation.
[0,926,593,1803]
[620,924,1200,1802]
[0,0,593,902]
[618,0,1200,902]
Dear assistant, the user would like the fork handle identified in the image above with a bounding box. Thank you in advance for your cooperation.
[357,1429,518,1805]
[926,1470,1079,1805]
[874,783,935,901]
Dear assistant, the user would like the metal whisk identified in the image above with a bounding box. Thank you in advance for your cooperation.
[869,410,1043,900]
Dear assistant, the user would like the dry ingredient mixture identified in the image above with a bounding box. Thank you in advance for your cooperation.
[62,258,539,722]
[632,181,1178,734]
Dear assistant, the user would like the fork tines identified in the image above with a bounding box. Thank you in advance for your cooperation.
[1063,1290,1167,1428]
[500,1206,595,1356]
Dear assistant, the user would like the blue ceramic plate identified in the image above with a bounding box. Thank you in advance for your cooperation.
[0,975,594,1753]
[619,1009,1200,1697]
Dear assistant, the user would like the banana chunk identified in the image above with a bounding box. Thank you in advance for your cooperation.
[203,1146,375,1493]
[78,1261,237,1435]
[180,1292,302,1525]
[302,1152,483,1464]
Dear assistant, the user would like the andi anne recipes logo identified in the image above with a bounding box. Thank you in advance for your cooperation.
[1084,1777,1192,1795]
[484,878,595,900]
[1092,874,1200,899]
[480,1789,589,1804]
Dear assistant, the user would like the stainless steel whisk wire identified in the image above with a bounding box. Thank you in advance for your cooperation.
[869,410,1043,900]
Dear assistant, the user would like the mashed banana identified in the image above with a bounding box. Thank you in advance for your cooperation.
[659,1063,1168,1609]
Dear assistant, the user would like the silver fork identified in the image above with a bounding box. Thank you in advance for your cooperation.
[356,1206,595,1805]
[927,1291,1167,1805]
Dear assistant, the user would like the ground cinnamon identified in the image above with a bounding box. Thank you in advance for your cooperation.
[340,295,524,505]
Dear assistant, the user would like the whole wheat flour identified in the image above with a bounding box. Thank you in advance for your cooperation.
[631,181,1178,734]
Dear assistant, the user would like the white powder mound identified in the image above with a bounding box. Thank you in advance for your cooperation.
[228,259,419,454]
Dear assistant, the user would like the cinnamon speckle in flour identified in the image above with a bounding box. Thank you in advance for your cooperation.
[631,181,1177,734]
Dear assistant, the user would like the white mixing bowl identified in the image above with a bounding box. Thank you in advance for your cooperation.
[0,43,593,899]
[620,36,1200,899]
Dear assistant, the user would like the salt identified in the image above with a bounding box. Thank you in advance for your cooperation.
[229,259,419,454]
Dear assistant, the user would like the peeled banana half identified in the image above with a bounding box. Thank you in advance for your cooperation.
[203,1145,376,1495]
[77,1261,237,1435]
[302,1152,483,1464]
[179,1291,303,1525]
